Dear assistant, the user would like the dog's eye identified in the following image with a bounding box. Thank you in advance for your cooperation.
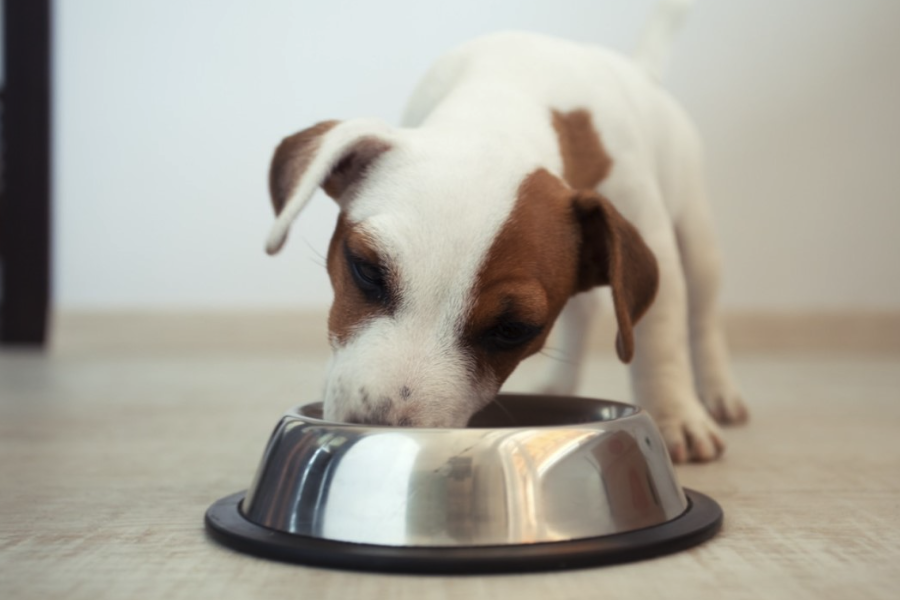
[351,259,383,288]
[346,251,389,304]
[482,321,542,351]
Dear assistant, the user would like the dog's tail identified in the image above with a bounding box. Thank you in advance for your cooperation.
[633,0,696,82]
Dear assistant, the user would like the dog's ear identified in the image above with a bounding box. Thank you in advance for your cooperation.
[266,119,393,255]
[572,191,659,363]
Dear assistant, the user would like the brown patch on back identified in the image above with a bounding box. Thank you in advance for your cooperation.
[464,169,581,385]
[326,214,391,346]
[551,109,612,190]
[269,120,339,215]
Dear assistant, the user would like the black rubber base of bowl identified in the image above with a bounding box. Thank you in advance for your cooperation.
[205,489,722,574]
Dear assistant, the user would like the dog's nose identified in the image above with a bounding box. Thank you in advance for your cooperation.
[337,391,419,427]
[341,412,416,427]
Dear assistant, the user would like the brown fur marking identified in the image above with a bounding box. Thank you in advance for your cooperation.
[551,109,612,190]
[572,191,659,362]
[322,138,392,200]
[464,169,581,386]
[269,120,391,215]
[552,107,658,363]
[326,214,392,346]
[269,120,339,215]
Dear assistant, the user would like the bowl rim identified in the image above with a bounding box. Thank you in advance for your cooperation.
[284,393,644,432]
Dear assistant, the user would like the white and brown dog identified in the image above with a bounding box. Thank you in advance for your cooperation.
[264,3,747,462]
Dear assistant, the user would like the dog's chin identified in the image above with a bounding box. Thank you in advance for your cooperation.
[320,380,499,429]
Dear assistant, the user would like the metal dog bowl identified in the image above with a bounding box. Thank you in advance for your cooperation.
[206,394,722,573]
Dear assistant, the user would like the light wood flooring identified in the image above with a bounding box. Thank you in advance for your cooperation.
[1,312,898,599]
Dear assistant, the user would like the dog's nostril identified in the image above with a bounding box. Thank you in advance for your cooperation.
[399,386,412,401]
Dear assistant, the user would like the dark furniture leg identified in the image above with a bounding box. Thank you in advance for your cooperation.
[1,0,52,346]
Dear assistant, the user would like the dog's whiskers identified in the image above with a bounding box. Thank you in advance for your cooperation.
[539,346,576,366]
[300,237,328,268]
[488,396,518,426]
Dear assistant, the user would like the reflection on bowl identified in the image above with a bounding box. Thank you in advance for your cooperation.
[241,394,686,547]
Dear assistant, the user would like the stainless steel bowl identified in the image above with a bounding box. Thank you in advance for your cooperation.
[206,394,722,573]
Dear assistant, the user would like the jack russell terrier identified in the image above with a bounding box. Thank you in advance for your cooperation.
[264,1,748,462]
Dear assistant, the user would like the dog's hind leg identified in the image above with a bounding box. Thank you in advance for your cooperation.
[530,290,600,396]
[674,162,748,425]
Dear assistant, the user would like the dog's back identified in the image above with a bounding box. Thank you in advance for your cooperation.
[403,30,704,225]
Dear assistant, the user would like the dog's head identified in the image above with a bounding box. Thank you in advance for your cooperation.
[266,115,657,426]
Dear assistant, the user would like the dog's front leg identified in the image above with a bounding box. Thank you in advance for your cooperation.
[629,227,725,463]
[675,179,748,425]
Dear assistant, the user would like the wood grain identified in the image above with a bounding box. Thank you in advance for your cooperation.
[2,314,899,599]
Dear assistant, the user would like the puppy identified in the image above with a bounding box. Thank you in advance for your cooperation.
[264,5,747,462]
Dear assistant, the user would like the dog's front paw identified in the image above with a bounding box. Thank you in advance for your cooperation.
[698,381,749,426]
[654,407,725,464]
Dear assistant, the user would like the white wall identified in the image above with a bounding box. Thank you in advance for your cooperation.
[54,0,900,311]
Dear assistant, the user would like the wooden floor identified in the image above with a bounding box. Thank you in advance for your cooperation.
[2,313,899,599]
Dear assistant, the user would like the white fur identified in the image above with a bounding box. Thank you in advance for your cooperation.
[268,4,746,461]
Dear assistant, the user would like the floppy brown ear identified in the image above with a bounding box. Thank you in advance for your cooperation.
[572,191,659,363]
[269,120,337,215]
[265,118,393,254]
